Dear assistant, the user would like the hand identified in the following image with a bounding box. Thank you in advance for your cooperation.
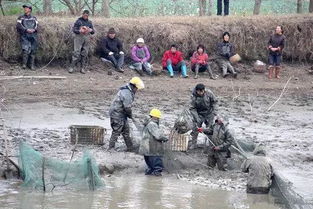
[108,52,114,56]
[197,128,203,133]
[26,29,34,33]
[119,51,124,55]
[212,146,220,151]
[271,48,277,52]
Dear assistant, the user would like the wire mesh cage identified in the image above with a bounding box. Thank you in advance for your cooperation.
[69,125,106,145]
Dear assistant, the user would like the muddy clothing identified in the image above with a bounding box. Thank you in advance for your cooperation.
[203,122,234,170]
[217,0,229,16]
[139,118,168,156]
[241,146,273,194]
[268,34,285,56]
[216,59,236,77]
[71,17,94,68]
[139,118,168,175]
[16,14,38,55]
[108,84,136,149]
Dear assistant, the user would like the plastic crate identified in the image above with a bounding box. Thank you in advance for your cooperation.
[69,125,106,145]
[169,129,189,152]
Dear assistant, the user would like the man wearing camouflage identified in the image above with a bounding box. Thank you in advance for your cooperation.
[241,145,273,194]
[189,83,218,149]
[69,10,95,74]
[198,116,234,171]
[16,5,38,70]
[108,77,144,151]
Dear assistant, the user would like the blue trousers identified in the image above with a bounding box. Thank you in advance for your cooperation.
[144,156,164,175]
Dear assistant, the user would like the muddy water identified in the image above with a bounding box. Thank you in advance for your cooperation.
[0,176,283,209]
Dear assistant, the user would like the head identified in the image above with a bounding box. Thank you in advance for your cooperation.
[82,10,90,20]
[195,83,205,96]
[22,5,32,15]
[129,77,144,91]
[197,44,205,54]
[275,25,283,35]
[136,38,145,47]
[222,32,230,42]
[149,108,162,120]
[253,145,266,156]
[170,44,177,53]
[108,28,116,39]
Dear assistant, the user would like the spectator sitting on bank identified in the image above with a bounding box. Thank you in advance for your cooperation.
[162,44,188,78]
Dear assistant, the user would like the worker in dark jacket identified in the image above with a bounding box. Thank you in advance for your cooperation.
[16,5,38,70]
[216,32,237,78]
[139,109,168,176]
[69,10,95,74]
[268,26,286,79]
[108,77,144,151]
[101,28,124,72]
[241,145,273,194]
[198,116,234,171]
[189,83,218,149]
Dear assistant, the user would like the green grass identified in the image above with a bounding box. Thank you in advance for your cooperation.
[2,0,311,16]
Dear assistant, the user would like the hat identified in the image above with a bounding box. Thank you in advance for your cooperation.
[83,10,90,15]
[22,4,32,10]
[108,28,116,34]
[136,38,144,43]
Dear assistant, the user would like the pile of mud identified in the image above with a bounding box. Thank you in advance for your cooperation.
[0,15,313,64]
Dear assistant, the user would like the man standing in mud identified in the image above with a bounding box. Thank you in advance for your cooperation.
[241,145,273,194]
[108,77,144,151]
[69,10,95,74]
[16,5,38,70]
[189,83,218,149]
[198,116,234,171]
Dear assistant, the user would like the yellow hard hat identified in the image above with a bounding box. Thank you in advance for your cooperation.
[149,109,162,119]
[130,77,144,90]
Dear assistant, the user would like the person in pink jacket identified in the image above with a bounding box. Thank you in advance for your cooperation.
[129,38,152,76]
[191,45,216,79]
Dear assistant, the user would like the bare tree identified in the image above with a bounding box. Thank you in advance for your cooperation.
[84,0,100,15]
[102,0,110,17]
[297,0,303,13]
[253,0,262,15]
[199,0,206,16]
[43,0,53,14]
[309,0,313,12]
[58,0,85,15]
[0,0,5,16]
[207,0,213,16]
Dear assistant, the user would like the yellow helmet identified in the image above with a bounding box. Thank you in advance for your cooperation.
[129,77,144,90]
[149,109,162,119]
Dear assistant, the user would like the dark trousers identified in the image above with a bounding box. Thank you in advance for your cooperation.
[21,35,38,55]
[207,150,228,171]
[268,54,282,66]
[144,156,164,175]
[247,187,270,194]
[104,54,124,69]
[109,117,133,149]
[217,0,229,16]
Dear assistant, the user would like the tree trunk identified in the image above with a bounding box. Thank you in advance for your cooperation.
[199,0,206,16]
[102,0,110,17]
[297,0,303,13]
[207,0,213,16]
[309,0,313,12]
[253,0,262,15]
[43,0,53,14]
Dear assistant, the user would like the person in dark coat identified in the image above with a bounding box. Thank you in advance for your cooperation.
[100,28,125,72]
[69,10,95,74]
[217,0,230,16]
[16,5,38,70]
[139,109,168,176]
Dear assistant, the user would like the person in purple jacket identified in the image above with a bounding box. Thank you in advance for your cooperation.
[129,38,153,76]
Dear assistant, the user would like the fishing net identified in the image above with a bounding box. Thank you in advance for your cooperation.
[174,109,195,134]
[18,142,103,191]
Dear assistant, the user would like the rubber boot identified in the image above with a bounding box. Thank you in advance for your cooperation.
[181,64,188,78]
[194,65,199,79]
[22,52,28,70]
[275,66,281,79]
[68,60,76,73]
[167,64,174,78]
[268,66,274,79]
[208,67,216,80]
[29,54,36,71]
[80,57,87,74]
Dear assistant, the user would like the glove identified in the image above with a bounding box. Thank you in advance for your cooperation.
[197,128,203,133]
[119,51,124,55]
[108,52,114,56]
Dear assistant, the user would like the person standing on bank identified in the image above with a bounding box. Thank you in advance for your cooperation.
[217,0,229,16]
[16,5,38,70]
[69,10,95,74]
[268,26,285,79]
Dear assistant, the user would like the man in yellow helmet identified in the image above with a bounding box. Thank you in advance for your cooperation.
[108,77,144,151]
[139,109,168,176]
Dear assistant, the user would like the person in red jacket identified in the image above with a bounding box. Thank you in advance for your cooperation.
[162,45,188,78]
[191,45,216,79]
